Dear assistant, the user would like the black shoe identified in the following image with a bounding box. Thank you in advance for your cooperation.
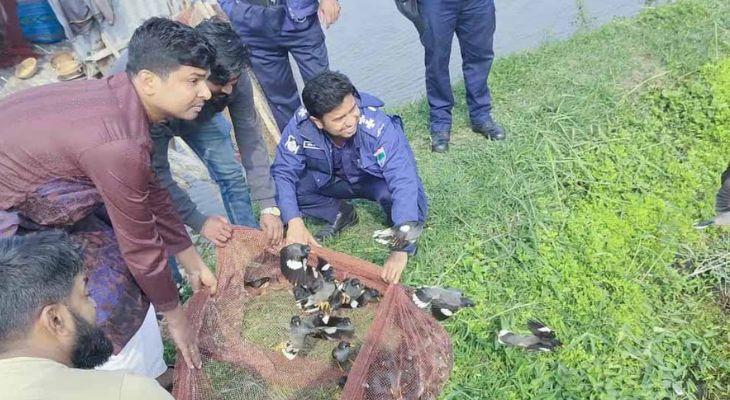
[431,130,450,153]
[315,202,359,241]
[472,120,506,140]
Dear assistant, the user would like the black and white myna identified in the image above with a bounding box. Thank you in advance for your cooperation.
[411,286,475,321]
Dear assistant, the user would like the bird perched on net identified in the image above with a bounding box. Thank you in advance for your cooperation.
[411,286,475,321]
[696,162,730,228]
[372,221,424,251]
[497,320,562,352]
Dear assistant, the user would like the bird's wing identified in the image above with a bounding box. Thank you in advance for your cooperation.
[316,256,335,280]
[715,176,730,214]
[526,320,556,340]
[281,257,308,286]
[391,221,424,250]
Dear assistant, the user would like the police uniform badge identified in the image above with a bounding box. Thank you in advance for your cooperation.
[374,146,387,167]
[285,135,300,154]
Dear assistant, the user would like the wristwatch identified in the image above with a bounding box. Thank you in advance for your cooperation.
[260,207,281,217]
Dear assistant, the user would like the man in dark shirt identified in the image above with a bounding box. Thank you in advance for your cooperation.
[148,19,284,248]
[272,71,428,284]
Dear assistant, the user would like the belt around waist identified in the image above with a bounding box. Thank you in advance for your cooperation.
[242,0,284,7]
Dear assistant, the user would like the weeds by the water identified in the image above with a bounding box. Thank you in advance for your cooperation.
[325,0,730,398]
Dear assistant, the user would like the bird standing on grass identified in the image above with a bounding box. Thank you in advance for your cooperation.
[280,316,318,360]
[411,286,475,320]
[312,313,355,341]
[331,340,355,371]
[497,320,562,352]
[696,163,730,228]
[302,274,338,313]
[337,278,366,308]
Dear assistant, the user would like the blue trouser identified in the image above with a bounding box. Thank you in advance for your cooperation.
[170,114,259,283]
[296,173,427,253]
[296,172,428,225]
[419,0,496,133]
[226,3,329,131]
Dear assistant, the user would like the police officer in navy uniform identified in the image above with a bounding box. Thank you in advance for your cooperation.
[218,0,340,131]
[271,71,428,284]
[398,0,505,152]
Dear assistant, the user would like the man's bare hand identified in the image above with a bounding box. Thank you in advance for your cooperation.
[260,213,284,247]
[176,246,218,295]
[285,217,320,247]
[381,251,408,284]
[200,215,232,247]
[163,305,201,369]
[318,0,341,29]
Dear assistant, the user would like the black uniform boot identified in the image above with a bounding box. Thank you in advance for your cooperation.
[314,201,359,241]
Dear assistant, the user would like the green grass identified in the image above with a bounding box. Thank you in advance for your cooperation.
[174,0,730,398]
[316,0,730,398]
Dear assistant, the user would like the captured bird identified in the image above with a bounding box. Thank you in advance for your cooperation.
[302,274,338,313]
[312,313,354,341]
[372,221,424,251]
[498,320,562,352]
[280,243,314,287]
[316,256,335,281]
[696,163,730,228]
[244,277,270,289]
[280,316,319,360]
[337,278,366,309]
[355,287,381,308]
[331,341,354,370]
[411,286,475,321]
[293,284,312,310]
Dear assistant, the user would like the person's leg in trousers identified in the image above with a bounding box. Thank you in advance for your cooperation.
[457,0,496,127]
[248,44,302,131]
[352,176,395,225]
[181,113,258,228]
[286,16,330,83]
[296,173,346,224]
[419,0,460,136]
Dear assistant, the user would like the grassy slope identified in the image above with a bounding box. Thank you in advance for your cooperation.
[319,1,730,398]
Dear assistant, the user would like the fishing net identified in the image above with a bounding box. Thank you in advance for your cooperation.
[172,227,453,400]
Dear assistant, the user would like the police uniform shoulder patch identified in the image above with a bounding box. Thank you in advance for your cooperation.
[359,114,376,130]
[374,146,387,167]
[297,107,308,119]
[285,135,300,154]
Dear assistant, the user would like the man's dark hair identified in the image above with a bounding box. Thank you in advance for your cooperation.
[126,17,216,77]
[0,231,84,345]
[302,71,357,119]
[196,18,249,85]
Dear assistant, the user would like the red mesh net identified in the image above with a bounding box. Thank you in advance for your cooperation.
[173,227,453,399]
